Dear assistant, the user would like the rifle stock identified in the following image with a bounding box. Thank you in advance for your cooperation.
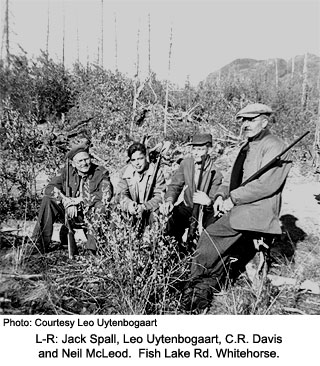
[65,158,78,259]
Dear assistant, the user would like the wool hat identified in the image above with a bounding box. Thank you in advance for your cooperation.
[188,133,212,146]
[236,103,273,119]
[66,144,90,160]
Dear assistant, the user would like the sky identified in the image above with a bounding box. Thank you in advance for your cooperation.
[1,0,320,86]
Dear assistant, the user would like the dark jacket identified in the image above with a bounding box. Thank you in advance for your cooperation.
[45,163,113,210]
[164,156,223,208]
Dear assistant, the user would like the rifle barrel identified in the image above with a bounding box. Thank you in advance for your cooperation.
[65,158,78,258]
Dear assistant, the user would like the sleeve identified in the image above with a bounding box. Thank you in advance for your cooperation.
[230,144,292,205]
[144,168,166,211]
[100,174,114,204]
[115,167,135,212]
[89,170,114,213]
[164,160,186,203]
[44,167,66,197]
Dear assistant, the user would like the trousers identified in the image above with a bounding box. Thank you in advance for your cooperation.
[190,211,256,290]
[32,195,96,253]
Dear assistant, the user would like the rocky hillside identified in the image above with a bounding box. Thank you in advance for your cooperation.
[205,53,320,85]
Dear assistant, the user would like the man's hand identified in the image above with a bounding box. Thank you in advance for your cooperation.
[193,190,212,206]
[213,196,224,217]
[160,201,174,216]
[62,195,83,209]
[128,202,146,216]
[128,201,138,215]
[135,204,146,216]
[222,197,234,212]
[66,205,78,219]
[213,196,234,217]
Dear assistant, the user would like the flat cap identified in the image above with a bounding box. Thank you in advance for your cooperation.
[66,143,90,160]
[236,103,273,119]
[188,133,212,146]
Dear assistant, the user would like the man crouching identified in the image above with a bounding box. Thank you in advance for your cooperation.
[115,142,166,233]
[32,144,113,255]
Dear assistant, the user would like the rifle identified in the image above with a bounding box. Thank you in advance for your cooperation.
[136,144,164,238]
[239,131,310,187]
[186,152,208,248]
[65,158,78,259]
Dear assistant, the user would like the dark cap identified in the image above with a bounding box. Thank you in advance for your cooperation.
[188,133,212,146]
[236,103,273,119]
[66,144,90,160]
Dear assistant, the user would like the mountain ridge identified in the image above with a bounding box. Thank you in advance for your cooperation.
[205,53,320,84]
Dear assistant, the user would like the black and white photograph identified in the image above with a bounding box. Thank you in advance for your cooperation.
[0,0,319,363]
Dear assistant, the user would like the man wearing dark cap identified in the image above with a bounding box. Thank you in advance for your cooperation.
[32,144,113,254]
[161,133,223,250]
[183,103,292,311]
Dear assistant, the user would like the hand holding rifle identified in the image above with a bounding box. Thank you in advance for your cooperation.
[193,190,211,206]
[161,201,174,216]
[186,152,208,247]
[53,187,83,219]
[128,201,146,216]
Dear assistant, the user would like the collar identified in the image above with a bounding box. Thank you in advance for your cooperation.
[122,163,153,179]
[71,163,96,179]
[248,128,270,143]
[193,155,215,171]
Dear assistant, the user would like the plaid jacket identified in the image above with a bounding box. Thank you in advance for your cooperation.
[45,163,113,211]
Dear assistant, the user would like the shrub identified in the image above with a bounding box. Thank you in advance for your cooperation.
[85,207,192,314]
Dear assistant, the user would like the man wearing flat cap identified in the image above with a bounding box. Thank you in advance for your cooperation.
[32,144,113,254]
[183,103,292,311]
[161,133,223,251]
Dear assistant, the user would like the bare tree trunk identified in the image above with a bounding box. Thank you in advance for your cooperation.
[136,24,140,77]
[100,0,104,68]
[114,12,118,71]
[130,25,141,137]
[301,53,309,110]
[291,56,295,78]
[62,2,65,68]
[313,71,320,171]
[2,0,10,67]
[185,75,191,110]
[148,13,151,75]
[76,9,80,63]
[86,46,90,71]
[46,0,50,55]
[275,58,279,89]
[164,27,173,137]
[76,27,79,63]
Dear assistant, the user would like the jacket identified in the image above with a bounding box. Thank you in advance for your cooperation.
[164,156,223,208]
[217,128,292,234]
[116,162,166,212]
[45,162,113,211]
